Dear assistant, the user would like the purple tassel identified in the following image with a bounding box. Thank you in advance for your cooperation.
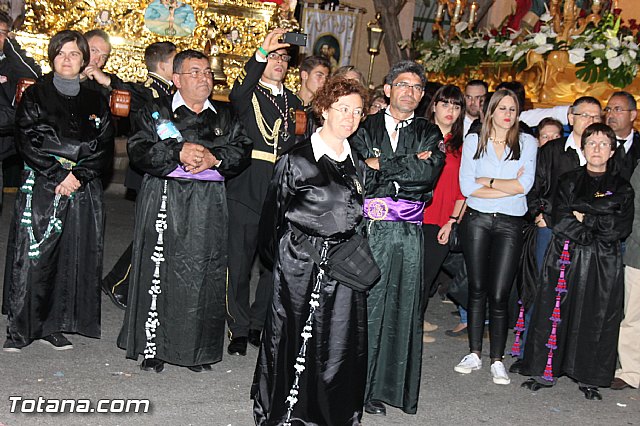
[543,349,555,381]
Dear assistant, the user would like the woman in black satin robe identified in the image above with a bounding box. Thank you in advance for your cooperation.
[251,77,369,425]
[521,123,633,400]
[2,30,114,352]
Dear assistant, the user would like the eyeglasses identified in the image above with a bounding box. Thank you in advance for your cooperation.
[392,82,424,93]
[370,103,386,112]
[571,112,602,122]
[177,69,214,79]
[584,140,612,149]
[330,106,364,117]
[604,106,635,114]
[267,52,292,63]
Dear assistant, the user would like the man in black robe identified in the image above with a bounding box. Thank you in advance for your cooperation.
[117,50,251,373]
[101,41,177,309]
[0,10,40,210]
[226,28,302,356]
[81,29,130,98]
[350,60,445,416]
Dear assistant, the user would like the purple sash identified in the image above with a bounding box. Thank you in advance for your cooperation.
[363,197,425,224]
[166,166,225,181]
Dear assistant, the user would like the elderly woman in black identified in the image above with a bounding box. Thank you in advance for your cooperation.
[3,30,114,352]
[252,76,370,425]
[521,123,633,400]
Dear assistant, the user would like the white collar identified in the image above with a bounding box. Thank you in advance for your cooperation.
[621,130,634,153]
[171,90,216,113]
[311,129,354,164]
[564,133,586,166]
[148,72,173,87]
[384,107,415,130]
[259,80,284,96]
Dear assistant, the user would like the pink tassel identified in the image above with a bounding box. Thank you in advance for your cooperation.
[510,301,526,356]
[541,239,571,382]
[543,349,555,381]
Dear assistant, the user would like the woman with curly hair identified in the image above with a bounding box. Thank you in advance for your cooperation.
[252,76,370,425]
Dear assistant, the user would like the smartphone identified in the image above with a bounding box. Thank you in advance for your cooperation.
[281,32,308,47]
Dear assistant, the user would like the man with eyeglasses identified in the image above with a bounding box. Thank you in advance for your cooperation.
[117,49,252,374]
[101,41,178,310]
[511,96,604,374]
[0,10,40,211]
[606,91,640,181]
[608,90,640,392]
[350,60,445,417]
[226,28,302,357]
[463,79,488,135]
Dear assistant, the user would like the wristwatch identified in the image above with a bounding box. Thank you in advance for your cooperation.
[489,178,495,189]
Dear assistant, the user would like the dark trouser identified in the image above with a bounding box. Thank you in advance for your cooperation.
[461,209,523,359]
[103,242,132,291]
[421,224,450,315]
[226,199,273,338]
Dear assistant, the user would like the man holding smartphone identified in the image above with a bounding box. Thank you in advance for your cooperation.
[226,28,302,356]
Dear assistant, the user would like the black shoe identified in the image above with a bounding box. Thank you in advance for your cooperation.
[364,400,386,416]
[579,385,602,400]
[521,378,553,391]
[248,329,261,348]
[188,365,205,372]
[39,333,73,351]
[140,358,165,373]
[101,279,128,310]
[227,337,247,356]
[509,359,524,374]
[3,338,31,353]
[445,327,468,337]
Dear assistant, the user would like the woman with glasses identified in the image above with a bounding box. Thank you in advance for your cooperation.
[521,123,633,400]
[3,30,114,352]
[420,85,466,336]
[454,88,537,385]
[252,76,370,425]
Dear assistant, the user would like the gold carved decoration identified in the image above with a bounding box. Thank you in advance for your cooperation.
[16,0,300,95]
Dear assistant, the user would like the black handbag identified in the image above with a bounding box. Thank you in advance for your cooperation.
[291,226,381,293]
[448,222,463,252]
[447,201,466,253]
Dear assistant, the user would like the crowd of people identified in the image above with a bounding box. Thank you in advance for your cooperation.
[0,15,639,425]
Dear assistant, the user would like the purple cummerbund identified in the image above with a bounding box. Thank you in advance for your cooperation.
[166,167,225,181]
[363,197,425,224]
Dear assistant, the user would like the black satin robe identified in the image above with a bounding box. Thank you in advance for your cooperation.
[252,140,367,426]
[117,96,251,366]
[521,168,634,386]
[2,74,114,344]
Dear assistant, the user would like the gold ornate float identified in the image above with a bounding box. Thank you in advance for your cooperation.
[15,0,302,95]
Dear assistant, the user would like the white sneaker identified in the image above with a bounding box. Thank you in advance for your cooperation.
[490,361,511,385]
[454,353,482,374]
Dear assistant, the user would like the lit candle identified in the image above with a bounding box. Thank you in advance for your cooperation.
[453,0,461,20]
[612,0,619,10]
[469,1,477,25]
[436,2,444,21]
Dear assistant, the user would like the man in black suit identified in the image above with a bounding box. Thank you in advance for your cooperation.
[226,28,301,356]
[101,41,177,310]
[0,11,40,210]
[606,91,640,181]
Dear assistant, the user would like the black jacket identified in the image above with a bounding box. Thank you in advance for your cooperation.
[0,38,41,160]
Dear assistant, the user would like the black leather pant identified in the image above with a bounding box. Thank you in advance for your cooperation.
[461,208,523,359]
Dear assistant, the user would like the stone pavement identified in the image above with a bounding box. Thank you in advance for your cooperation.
[0,188,639,426]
